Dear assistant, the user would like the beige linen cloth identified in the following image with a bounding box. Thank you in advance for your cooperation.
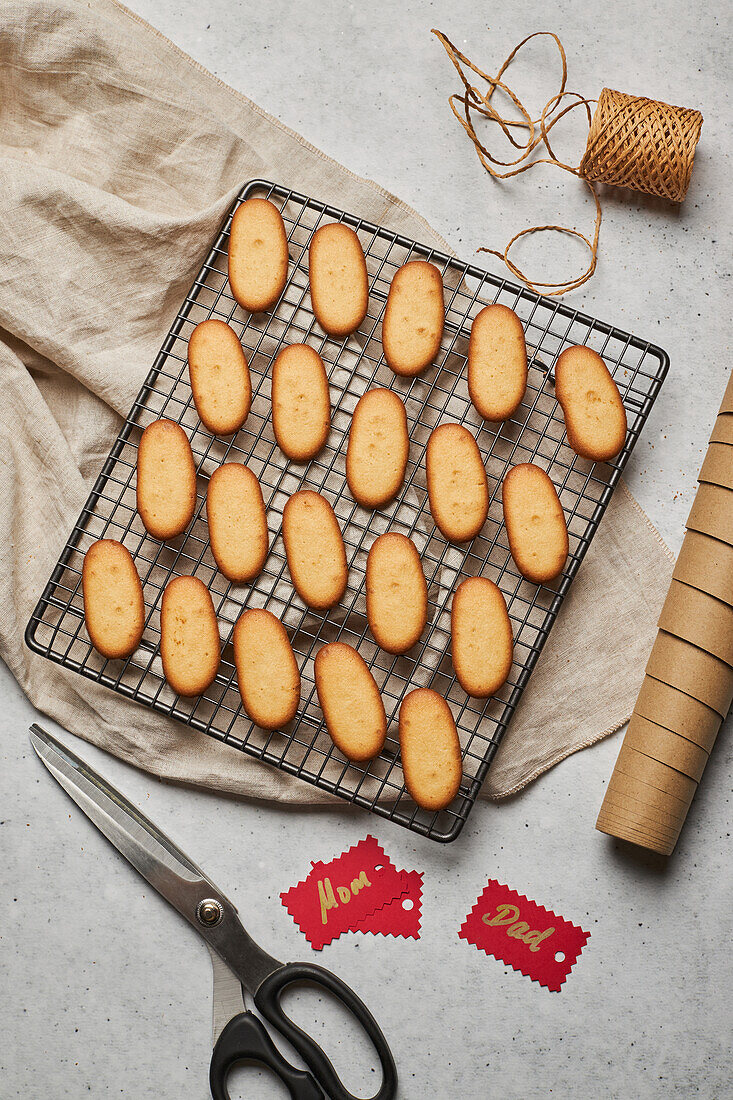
[0,0,674,801]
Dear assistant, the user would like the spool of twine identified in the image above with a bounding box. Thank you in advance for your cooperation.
[580,88,703,203]
[432,30,704,294]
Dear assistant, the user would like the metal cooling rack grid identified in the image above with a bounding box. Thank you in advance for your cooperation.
[26,178,668,842]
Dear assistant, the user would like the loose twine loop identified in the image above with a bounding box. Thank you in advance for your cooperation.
[432,29,703,296]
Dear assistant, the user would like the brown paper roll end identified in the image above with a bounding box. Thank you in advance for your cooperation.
[596,794,679,856]
[597,767,692,855]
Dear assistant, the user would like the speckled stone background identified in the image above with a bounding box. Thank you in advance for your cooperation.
[2,1,731,1097]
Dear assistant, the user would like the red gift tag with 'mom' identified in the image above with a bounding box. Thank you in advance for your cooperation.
[352,870,423,940]
[459,880,590,991]
[280,836,406,950]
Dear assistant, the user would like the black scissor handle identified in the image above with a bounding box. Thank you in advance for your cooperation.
[254,962,398,1100]
[210,1009,325,1100]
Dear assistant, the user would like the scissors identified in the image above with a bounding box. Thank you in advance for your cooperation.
[29,724,397,1100]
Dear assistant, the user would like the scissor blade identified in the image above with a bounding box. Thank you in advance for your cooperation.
[208,945,246,1046]
[29,722,215,889]
[29,724,281,994]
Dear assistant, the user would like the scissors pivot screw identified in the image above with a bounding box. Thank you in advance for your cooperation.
[196,898,224,926]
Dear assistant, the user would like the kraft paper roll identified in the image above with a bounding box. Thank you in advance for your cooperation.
[645,631,733,717]
[658,580,733,666]
[598,816,676,850]
[672,530,733,607]
[597,804,679,855]
[686,482,733,546]
[624,714,708,781]
[710,414,733,446]
[597,371,732,855]
[601,806,685,848]
[635,675,722,752]
[598,792,682,831]
[699,442,733,491]
[600,796,683,836]
[605,778,691,829]
[614,743,698,801]
[600,793,685,835]
[603,774,686,818]
[604,787,689,833]
[607,765,695,809]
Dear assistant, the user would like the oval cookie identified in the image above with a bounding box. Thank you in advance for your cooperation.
[451,577,513,698]
[314,642,386,761]
[468,304,527,422]
[206,463,268,583]
[160,575,220,697]
[426,423,489,542]
[187,319,251,435]
[555,345,627,461]
[228,197,289,313]
[382,260,444,376]
[399,689,462,811]
[82,540,145,659]
[309,223,368,337]
[272,344,330,461]
[346,388,409,508]
[233,609,300,729]
[282,491,348,610]
[366,533,428,654]
[502,463,568,584]
[137,419,197,540]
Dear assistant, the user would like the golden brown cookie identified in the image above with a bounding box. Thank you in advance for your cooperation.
[399,688,462,811]
[228,197,289,313]
[555,345,627,461]
[282,490,348,610]
[272,344,330,462]
[346,388,409,508]
[502,463,568,583]
[426,423,489,542]
[366,533,428,654]
[137,419,197,540]
[187,319,251,435]
[160,575,220,696]
[451,577,513,697]
[382,260,444,376]
[82,539,145,660]
[468,304,528,422]
[308,223,369,337]
[206,463,268,583]
[314,642,386,761]
[233,608,300,729]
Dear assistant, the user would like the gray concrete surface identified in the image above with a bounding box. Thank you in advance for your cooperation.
[2,1,731,1097]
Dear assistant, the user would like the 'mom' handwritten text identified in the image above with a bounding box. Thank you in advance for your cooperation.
[318,871,371,925]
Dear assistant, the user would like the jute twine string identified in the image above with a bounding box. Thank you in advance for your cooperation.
[580,88,703,202]
[432,29,703,296]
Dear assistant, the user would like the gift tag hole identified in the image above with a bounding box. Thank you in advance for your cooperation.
[401,898,414,910]
[555,951,565,963]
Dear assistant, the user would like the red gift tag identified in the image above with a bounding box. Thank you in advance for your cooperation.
[281,836,406,950]
[353,870,423,940]
[458,880,590,991]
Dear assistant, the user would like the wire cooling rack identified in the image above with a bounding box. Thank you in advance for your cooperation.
[26,178,668,842]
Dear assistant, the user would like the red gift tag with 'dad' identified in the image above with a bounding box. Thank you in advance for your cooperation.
[459,880,590,991]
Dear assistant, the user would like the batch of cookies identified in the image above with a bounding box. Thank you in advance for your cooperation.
[82,196,628,813]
